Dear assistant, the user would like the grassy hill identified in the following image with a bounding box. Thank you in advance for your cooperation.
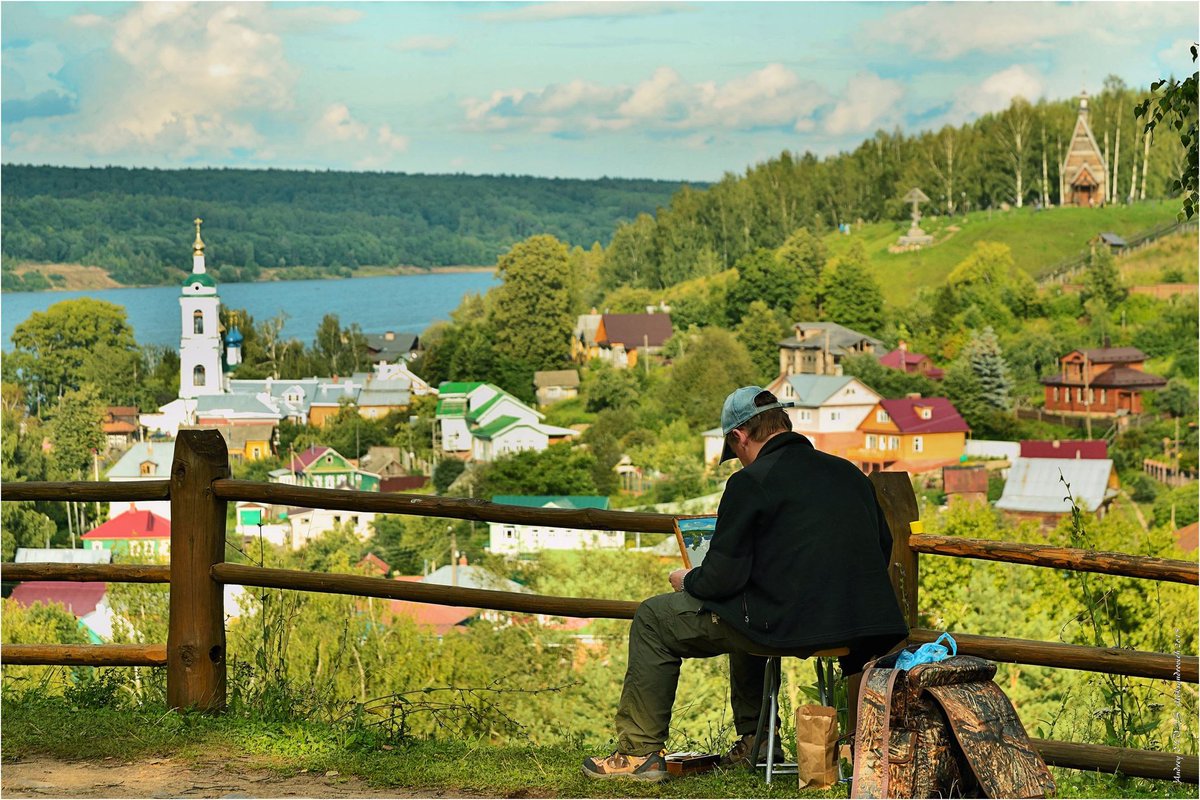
[819,201,1183,305]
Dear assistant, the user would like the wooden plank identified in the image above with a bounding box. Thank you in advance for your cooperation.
[870,472,920,629]
[909,628,1198,683]
[167,430,228,713]
[1033,738,1198,784]
[1,480,171,502]
[213,563,641,620]
[211,479,678,534]
[1,563,170,583]
[1,644,166,667]
[910,533,1198,585]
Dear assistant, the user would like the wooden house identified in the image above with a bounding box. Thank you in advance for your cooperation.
[1040,347,1166,416]
[850,396,970,474]
[878,341,944,380]
[1061,91,1108,207]
[593,313,674,369]
[778,322,882,377]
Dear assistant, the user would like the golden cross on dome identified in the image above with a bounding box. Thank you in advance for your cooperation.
[193,217,205,255]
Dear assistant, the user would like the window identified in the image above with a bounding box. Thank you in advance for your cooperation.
[799,410,812,422]
[1053,387,1059,402]
[913,436,924,453]
[866,434,877,449]
[889,436,899,450]
[193,310,204,334]
[140,461,155,476]
[876,410,891,423]
[830,411,841,421]
[193,365,206,387]
[1100,389,1107,404]
[918,407,932,420]
[1088,389,1095,403]
[251,447,261,459]
[333,515,341,524]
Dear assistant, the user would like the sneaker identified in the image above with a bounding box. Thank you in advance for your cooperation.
[581,750,669,782]
[719,733,786,769]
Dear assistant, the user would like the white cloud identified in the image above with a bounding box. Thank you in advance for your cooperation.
[68,13,109,28]
[462,63,830,136]
[951,65,1044,120]
[317,104,369,142]
[392,35,457,53]
[866,2,1195,60]
[273,5,364,31]
[377,124,410,152]
[823,72,905,135]
[478,2,690,23]
[1,41,70,99]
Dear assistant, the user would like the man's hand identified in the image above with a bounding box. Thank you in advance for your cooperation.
[669,568,692,592]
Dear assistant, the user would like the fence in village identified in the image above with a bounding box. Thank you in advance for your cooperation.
[1038,218,1199,286]
[1,429,1197,783]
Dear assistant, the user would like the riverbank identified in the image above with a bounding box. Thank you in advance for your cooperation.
[1,262,494,293]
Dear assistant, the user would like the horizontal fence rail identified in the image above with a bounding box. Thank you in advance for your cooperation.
[213,563,640,620]
[1033,738,1198,783]
[909,534,1199,585]
[211,479,679,534]
[909,628,1198,683]
[1,480,171,502]
[1,644,167,667]
[1,563,171,583]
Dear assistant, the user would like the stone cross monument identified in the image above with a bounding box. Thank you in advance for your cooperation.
[897,187,934,247]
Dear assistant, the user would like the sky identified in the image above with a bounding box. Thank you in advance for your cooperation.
[1,1,1196,181]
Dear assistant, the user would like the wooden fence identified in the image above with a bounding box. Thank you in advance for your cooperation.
[2,430,1197,783]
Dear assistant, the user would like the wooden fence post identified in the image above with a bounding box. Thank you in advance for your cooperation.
[167,429,230,712]
[870,472,920,631]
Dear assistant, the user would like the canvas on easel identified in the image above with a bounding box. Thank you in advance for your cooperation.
[674,515,717,569]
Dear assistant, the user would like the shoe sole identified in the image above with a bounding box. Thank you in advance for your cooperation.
[581,767,669,782]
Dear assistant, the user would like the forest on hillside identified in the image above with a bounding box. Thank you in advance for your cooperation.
[0,167,688,286]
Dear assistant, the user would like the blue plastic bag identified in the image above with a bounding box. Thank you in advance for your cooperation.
[894,633,957,671]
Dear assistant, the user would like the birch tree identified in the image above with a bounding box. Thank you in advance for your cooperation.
[998,98,1033,207]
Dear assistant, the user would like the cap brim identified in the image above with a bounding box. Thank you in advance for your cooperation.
[720,439,736,463]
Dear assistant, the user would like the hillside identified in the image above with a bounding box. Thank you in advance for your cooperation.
[0,165,690,287]
[819,202,1184,305]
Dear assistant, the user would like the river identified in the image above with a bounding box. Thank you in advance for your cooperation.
[1,272,498,349]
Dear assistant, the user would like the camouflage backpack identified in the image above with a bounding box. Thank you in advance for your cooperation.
[851,654,1056,798]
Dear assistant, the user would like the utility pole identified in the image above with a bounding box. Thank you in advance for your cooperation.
[93,450,101,518]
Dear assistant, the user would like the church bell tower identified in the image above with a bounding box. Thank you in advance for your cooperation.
[179,218,224,398]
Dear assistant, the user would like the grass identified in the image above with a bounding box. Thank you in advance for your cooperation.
[820,201,1182,305]
[1119,231,1200,284]
[1,694,1193,798]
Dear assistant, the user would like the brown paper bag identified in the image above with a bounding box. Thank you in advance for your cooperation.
[795,704,838,790]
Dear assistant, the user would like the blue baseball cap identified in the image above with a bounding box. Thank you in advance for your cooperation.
[719,386,794,462]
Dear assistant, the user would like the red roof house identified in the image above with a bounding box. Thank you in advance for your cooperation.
[10,581,107,618]
[878,342,944,380]
[1020,440,1108,460]
[854,396,970,474]
[1175,522,1198,553]
[1040,346,1166,416]
[385,576,479,635]
[81,507,171,558]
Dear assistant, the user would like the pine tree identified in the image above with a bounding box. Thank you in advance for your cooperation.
[1081,246,1127,311]
[962,327,1013,411]
[818,241,885,335]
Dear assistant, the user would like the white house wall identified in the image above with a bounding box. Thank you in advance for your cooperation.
[489,522,624,554]
[441,418,472,451]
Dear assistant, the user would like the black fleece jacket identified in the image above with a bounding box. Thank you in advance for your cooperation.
[683,432,908,655]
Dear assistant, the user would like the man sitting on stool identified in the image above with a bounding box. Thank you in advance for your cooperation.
[583,387,909,781]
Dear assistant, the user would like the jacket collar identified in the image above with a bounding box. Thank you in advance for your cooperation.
[758,431,813,458]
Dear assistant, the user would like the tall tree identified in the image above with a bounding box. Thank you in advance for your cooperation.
[961,327,1014,411]
[735,301,790,383]
[726,248,802,324]
[48,383,106,480]
[6,298,139,415]
[1135,44,1198,219]
[489,235,575,374]
[775,227,827,315]
[1081,246,1128,311]
[817,241,885,335]
[659,328,757,429]
[997,97,1034,207]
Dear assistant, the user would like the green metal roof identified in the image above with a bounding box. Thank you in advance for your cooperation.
[435,397,469,418]
[182,272,217,289]
[438,381,484,395]
[470,415,523,440]
[491,495,611,510]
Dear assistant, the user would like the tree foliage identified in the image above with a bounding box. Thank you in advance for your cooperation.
[658,328,757,429]
[1135,44,1199,219]
[476,442,599,497]
[817,241,884,335]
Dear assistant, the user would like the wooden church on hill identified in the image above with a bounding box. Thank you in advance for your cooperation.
[1061,90,1108,207]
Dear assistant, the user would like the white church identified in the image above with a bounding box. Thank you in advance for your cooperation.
[139,220,434,439]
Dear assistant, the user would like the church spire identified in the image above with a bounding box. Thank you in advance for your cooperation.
[193,217,206,256]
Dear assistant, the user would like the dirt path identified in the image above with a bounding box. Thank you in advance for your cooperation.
[2,755,506,798]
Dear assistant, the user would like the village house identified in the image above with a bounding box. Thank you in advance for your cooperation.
[488,496,623,554]
[106,441,174,519]
[81,505,171,560]
[9,581,114,642]
[851,396,970,474]
[760,374,881,460]
[102,406,140,452]
[878,341,944,380]
[533,369,581,407]
[182,421,275,462]
[778,322,883,377]
[1061,91,1108,207]
[996,456,1119,528]
[1040,346,1166,417]
[286,506,376,549]
[591,312,674,369]
[365,331,421,364]
[943,465,989,506]
[572,311,603,362]
[435,382,577,462]
[1020,439,1108,460]
[274,445,381,492]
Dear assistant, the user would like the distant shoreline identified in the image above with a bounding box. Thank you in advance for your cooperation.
[1,263,496,293]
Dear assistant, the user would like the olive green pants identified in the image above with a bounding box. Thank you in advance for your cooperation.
[614,591,811,756]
